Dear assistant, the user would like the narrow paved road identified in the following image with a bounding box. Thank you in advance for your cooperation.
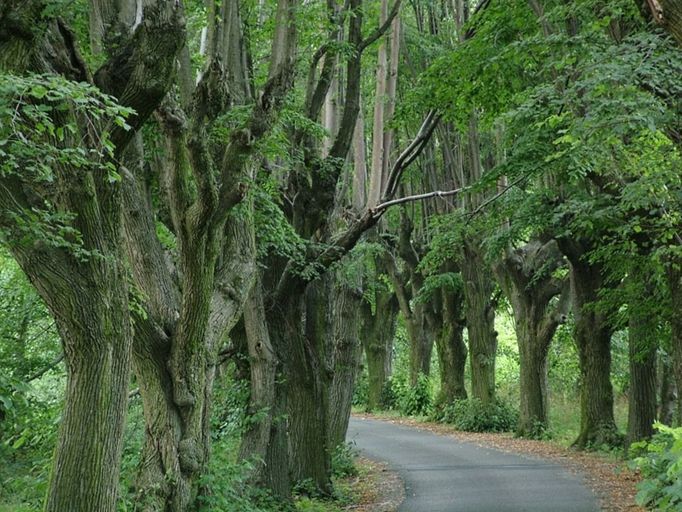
[347,417,599,512]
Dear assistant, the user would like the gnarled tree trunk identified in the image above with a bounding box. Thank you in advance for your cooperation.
[494,240,569,436]
[327,273,364,450]
[0,2,183,509]
[462,241,497,404]
[560,240,621,448]
[433,272,468,408]
[361,292,398,410]
[626,266,658,447]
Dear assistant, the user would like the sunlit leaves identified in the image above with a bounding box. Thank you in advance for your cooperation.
[0,73,132,182]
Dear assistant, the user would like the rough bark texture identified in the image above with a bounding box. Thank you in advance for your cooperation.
[493,240,568,436]
[269,288,333,495]
[387,212,435,386]
[0,2,183,509]
[327,274,364,450]
[658,356,678,425]
[625,264,658,446]
[666,261,682,425]
[560,240,621,448]
[237,277,279,486]
[462,241,497,404]
[119,0,296,506]
[14,246,133,512]
[253,0,402,496]
[434,283,468,407]
[645,0,682,44]
[361,289,399,411]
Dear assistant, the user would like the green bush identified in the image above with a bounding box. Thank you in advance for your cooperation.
[630,423,682,511]
[351,370,369,408]
[441,398,518,433]
[396,373,432,416]
[331,442,358,478]
[378,379,398,410]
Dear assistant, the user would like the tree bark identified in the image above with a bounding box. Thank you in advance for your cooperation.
[327,274,364,450]
[387,211,435,386]
[434,286,468,407]
[658,355,677,425]
[493,240,569,436]
[0,2,182,509]
[238,277,279,487]
[12,247,133,512]
[361,289,398,410]
[462,241,497,404]
[666,260,682,425]
[560,241,621,448]
[643,0,682,44]
[269,287,333,495]
[626,267,658,447]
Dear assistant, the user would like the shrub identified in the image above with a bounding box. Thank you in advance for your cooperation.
[331,442,358,478]
[441,398,518,433]
[396,373,432,417]
[630,423,682,511]
[378,379,398,410]
[351,371,369,408]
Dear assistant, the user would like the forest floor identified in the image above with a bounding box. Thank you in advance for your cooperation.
[352,412,644,512]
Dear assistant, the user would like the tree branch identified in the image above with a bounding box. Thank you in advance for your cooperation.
[373,187,463,214]
[383,110,440,200]
[358,0,402,52]
[27,353,64,382]
[93,2,186,157]
[465,174,529,218]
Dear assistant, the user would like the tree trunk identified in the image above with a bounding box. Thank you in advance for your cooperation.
[627,268,658,447]
[37,273,132,512]
[666,261,682,425]
[461,242,497,404]
[643,0,682,44]
[517,330,550,436]
[265,286,333,495]
[434,286,467,407]
[9,227,133,512]
[327,274,363,450]
[361,290,398,411]
[566,253,621,448]
[658,356,677,425]
[407,318,434,385]
[238,277,279,487]
[1,2,183,509]
[493,240,568,436]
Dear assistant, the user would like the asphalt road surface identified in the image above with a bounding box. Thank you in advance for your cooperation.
[347,417,599,512]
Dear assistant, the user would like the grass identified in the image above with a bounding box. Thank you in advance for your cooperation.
[548,392,629,448]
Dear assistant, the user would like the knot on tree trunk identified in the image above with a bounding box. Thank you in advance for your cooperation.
[171,376,195,407]
[178,438,202,473]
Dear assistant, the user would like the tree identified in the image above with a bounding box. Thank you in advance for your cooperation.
[121,0,297,506]
[494,240,569,436]
[0,2,184,509]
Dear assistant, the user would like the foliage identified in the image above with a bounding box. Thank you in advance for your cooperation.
[330,443,358,479]
[351,369,369,408]
[378,379,399,411]
[440,398,519,433]
[631,423,682,511]
[395,373,432,417]
[195,438,283,512]
[0,73,132,257]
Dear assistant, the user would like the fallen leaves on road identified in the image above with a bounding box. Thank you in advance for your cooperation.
[343,457,404,512]
[353,413,644,512]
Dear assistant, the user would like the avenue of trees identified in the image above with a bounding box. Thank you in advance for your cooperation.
[0,0,681,511]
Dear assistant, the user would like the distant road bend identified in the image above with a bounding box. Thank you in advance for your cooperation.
[347,417,599,512]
